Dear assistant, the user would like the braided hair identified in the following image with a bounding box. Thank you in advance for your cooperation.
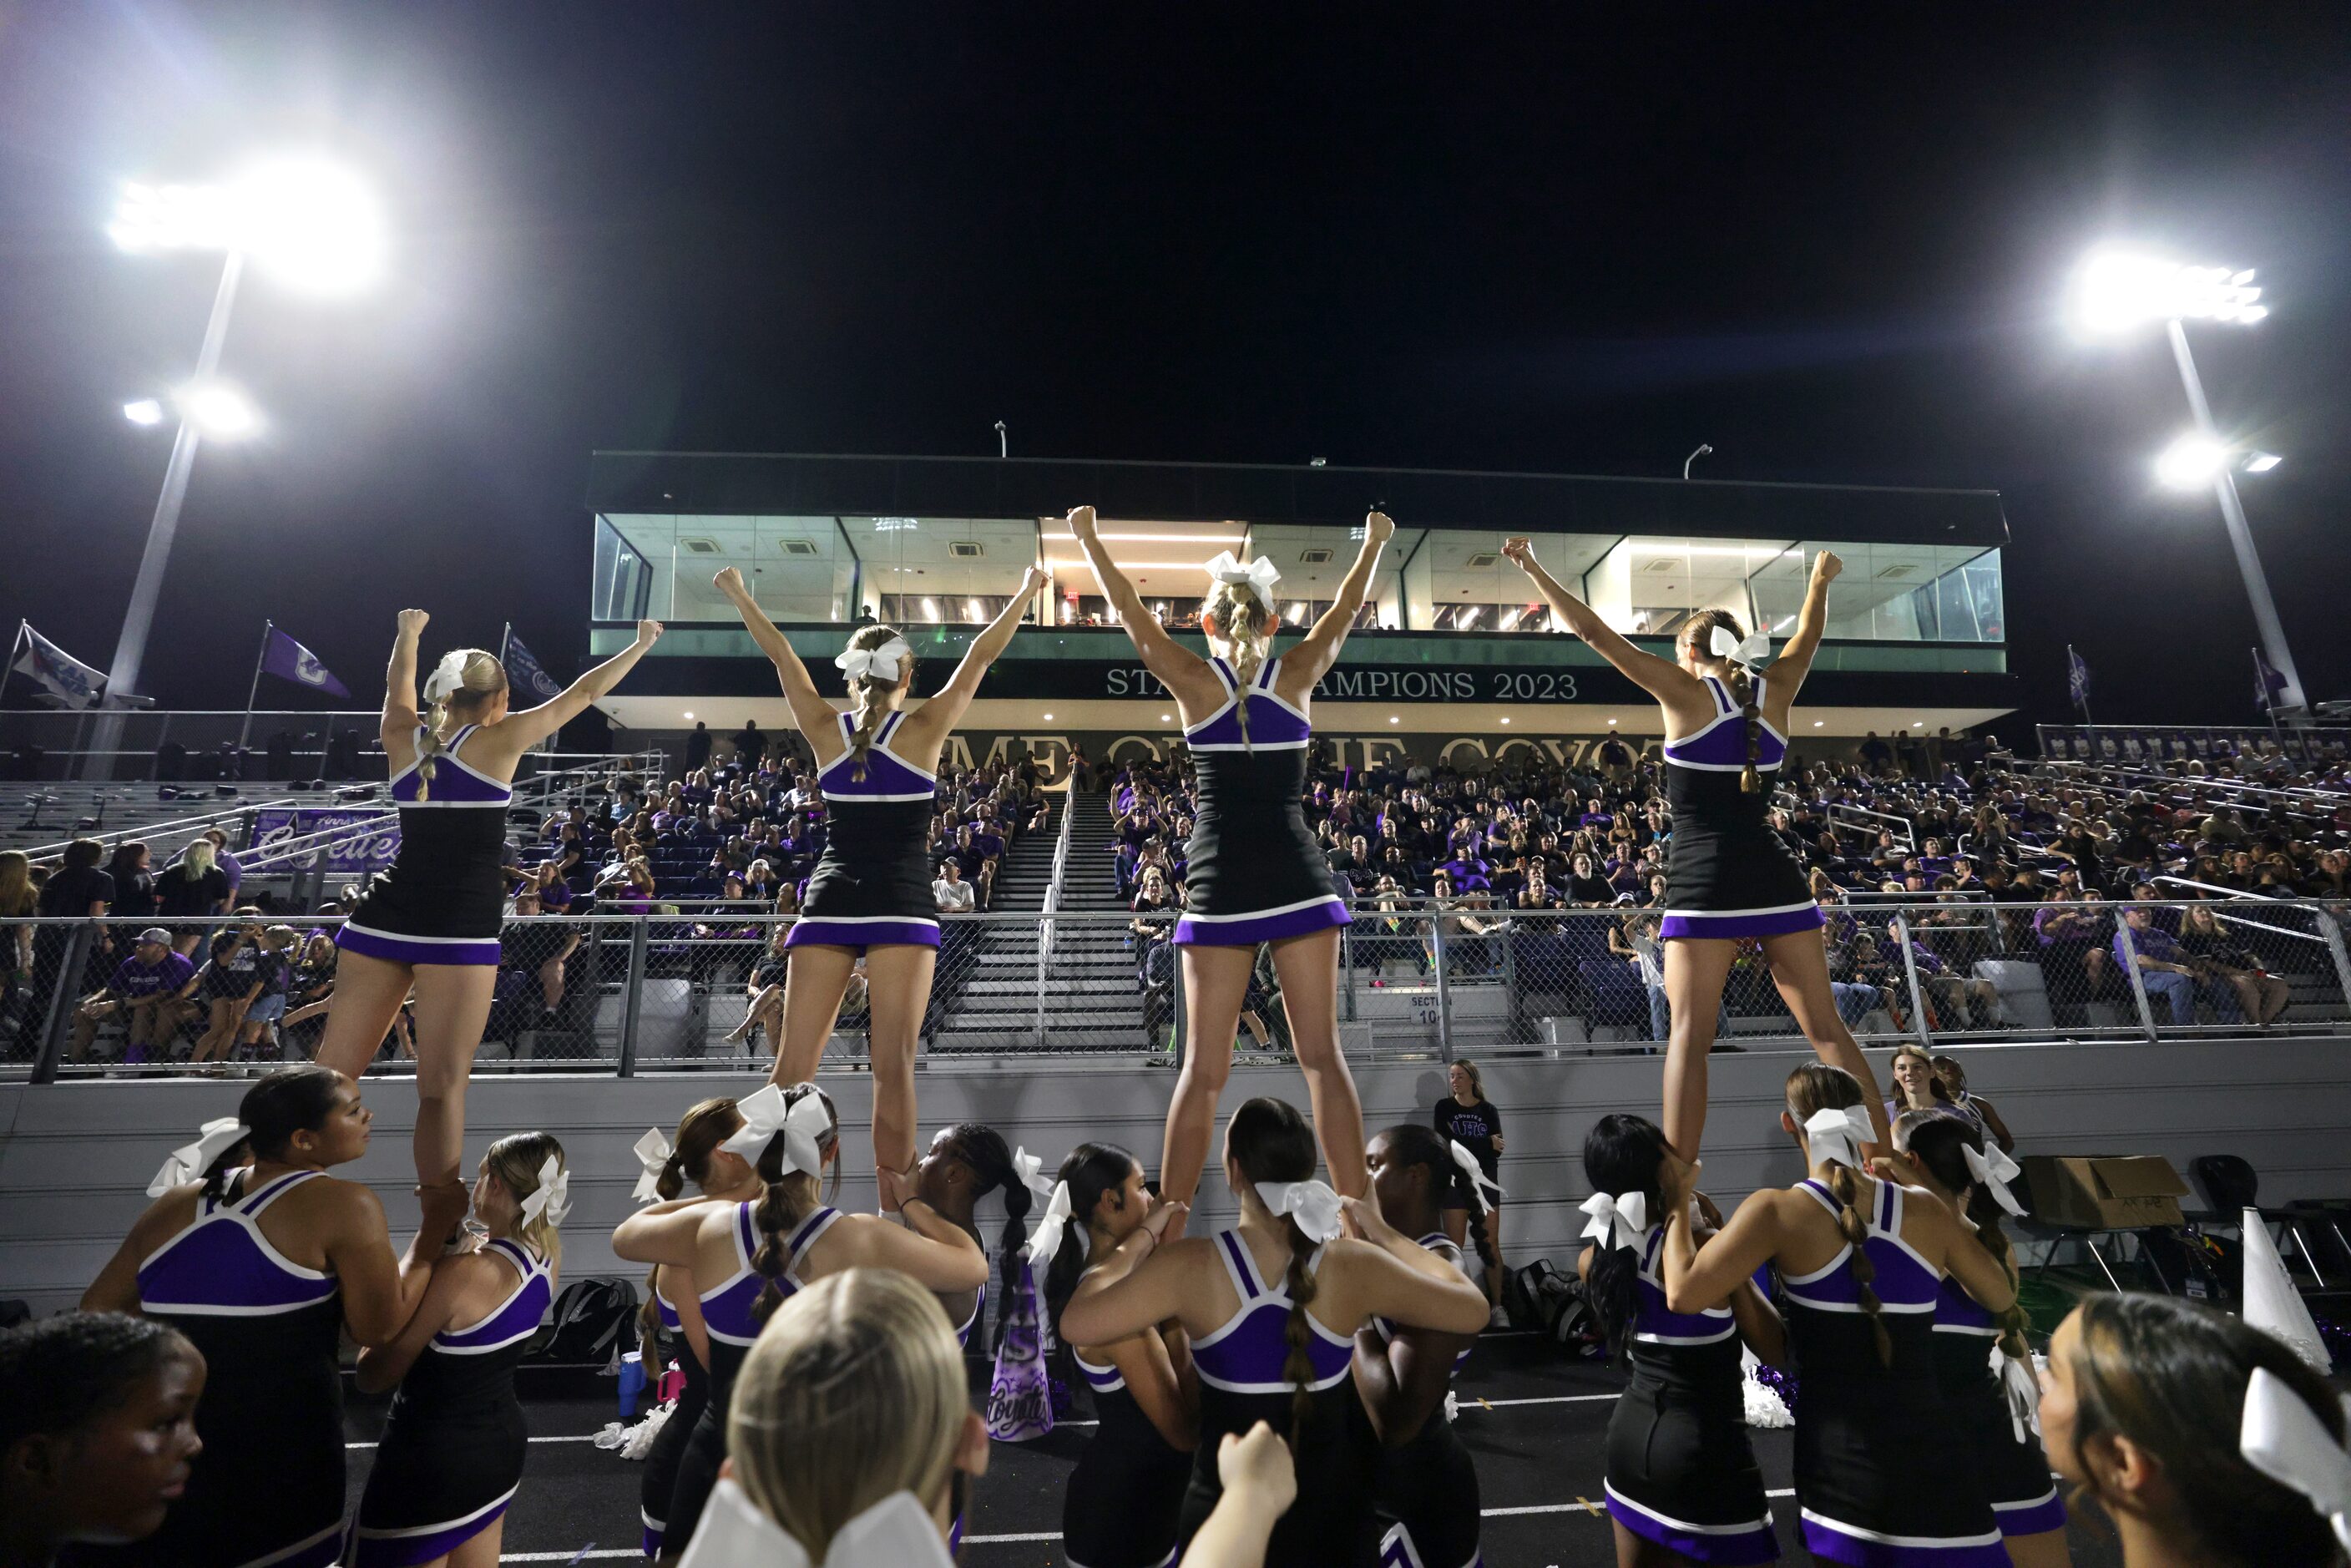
[636,1097,746,1350]
[1228,1097,1322,1443]
[1041,1142,1143,1356]
[1378,1123,1498,1276]
[751,1084,842,1324]
[198,1065,344,1202]
[1682,609,1764,793]
[1579,1113,1667,1364]
[1894,1110,2032,1363]
[1786,1062,1890,1365]
[839,625,911,782]
[929,1122,1034,1348]
[1203,584,1272,752]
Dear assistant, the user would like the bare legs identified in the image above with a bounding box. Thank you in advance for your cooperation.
[1160,929,1367,1208]
[1759,930,1890,1148]
[312,952,497,1191]
[770,942,937,1192]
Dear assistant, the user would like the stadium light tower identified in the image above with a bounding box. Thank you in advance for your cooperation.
[2069,249,2304,714]
[90,157,385,773]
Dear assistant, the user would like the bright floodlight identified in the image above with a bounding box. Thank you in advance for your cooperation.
[109,155,386,296]
[2070,250,2268,336]
[122,398,164,426]
[2156,433,2229,489]
[2244,452,2283,473]
[182,384,260,438]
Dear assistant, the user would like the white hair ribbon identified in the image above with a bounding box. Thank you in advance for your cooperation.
[1010,1146,1058,1199]
[1448,1139,1503,1216]
[147,1118,250,1197]
[2239,1366,2351,1553]
[1204,552,1282,615]
[520,1153,571,1227]
[422,650,470,702]
[1962,1141,2026,1217]
[834,637,912,685]
[1708,625,1773,670]
[720,1083,833,1176]
[2000,1351,2044,1444]
[631,1127,675,1205]
[1023,1180,1074,1267]
[1255,1179,1344,1244]
[677,1476,955,1568]
[1803,1105,1876,1170]
[1579,1191,1648,1252]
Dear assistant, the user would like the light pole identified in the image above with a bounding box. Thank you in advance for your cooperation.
[90,158,384,777]
[2070,250,2305,715]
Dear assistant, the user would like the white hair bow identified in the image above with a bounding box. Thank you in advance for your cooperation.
[835,637,912,685]
[721,1083,832,1176]
[1708,625,1772,670]
[1205,552,1282,615]
[1448,1140,1504,1216]
[1580,1191,1648,1252]
[422,650,471,702]
[148,1117,250,1196]
[632,1127,675,1205]
[2000,1351,2044,1444]
[1803,1105,1876,1170]
[1256,1179,1344,1244]
[677,1477,953,1568]
[520,1153,571,1227]
[1963,1141,2026,1217]
[1024,1180,1074,1267]
[2239,1366,2351,1553]
[1010,1146,1058,1199]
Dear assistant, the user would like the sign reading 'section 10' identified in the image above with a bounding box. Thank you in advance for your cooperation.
[1105,665,1585,703]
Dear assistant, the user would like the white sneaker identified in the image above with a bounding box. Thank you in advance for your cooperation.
[1489,1303,1510,1330]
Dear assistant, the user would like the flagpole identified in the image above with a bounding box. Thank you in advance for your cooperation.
[0,621,24,707]
[2068,644,2094,728]
[239,620,273,751]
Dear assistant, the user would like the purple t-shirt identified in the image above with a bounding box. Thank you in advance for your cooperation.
[111,951,196,999]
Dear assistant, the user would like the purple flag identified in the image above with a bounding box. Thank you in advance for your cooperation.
[260,625,351,699]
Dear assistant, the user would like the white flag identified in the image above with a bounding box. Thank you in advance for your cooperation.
[11,625,107,709]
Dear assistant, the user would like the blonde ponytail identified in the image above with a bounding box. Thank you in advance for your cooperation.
[838,626,911,782]
[1202,584,1272,752]
[416,649,508,803]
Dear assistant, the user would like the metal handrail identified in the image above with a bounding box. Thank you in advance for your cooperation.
[18,792,330,865]
[1827,803,1917,849]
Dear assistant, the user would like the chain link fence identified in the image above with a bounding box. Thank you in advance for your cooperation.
[8,898,2351,1083]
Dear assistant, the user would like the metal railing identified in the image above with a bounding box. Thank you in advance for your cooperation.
[12,895,2351,1084]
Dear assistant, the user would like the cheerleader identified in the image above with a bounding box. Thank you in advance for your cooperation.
[629,1100,762,1561]
[1061,1097,1489,1567]
[1070,505,1395,1207]
[350,1134,568,1568]
[908,1122,1035,1348]
[315,609,665,1196]
[1655,1064,2015,1568]
[78,1065,464,1568]
[1881,1111,2069,1568]
[2040,1293,2348,1568]
[1502,539,1883,1159]
[1042,1143,1198,1568]
[715,565,1045,1189]
[1354,1125,1493,1568]
[612,1083,988,1555]
[1577,1113,1782,1567]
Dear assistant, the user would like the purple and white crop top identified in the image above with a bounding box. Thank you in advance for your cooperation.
[138,1169,341,1318]
[1185,658,1312,753]
[1191,1227,1353,1394]
[1661,676,1789,774]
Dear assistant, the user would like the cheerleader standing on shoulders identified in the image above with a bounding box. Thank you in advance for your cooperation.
[1881,1111,2069,1568]
[908,1121,1036,1349]
[612,1083,987,1558]
[629,1100,761,1562]
[78,1066,463,1568]
[1503,539,1883,1160]
[1061,1096,1490,1568]
[1043,1142,1199,1568]
[1656,1065,2014,1568]
[715,564,1045,1190]
[351,1135,568,1568]
[1353,1124,1495,1568]
[1578,1113,1783,1568]
[316,610,664,1196]
[1070,504,1394,1207]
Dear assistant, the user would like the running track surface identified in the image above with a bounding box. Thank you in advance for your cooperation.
[340,1333,2124,1566]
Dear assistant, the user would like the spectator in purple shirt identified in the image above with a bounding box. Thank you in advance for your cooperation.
[200,828,242,903]
[68,929,197,1064]
[2113,905,2206,1025]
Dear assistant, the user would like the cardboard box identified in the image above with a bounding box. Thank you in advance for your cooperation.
[2021,1155,2190,1230]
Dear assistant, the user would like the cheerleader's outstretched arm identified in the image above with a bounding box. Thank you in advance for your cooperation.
[924,565,1049,726]
[488,619,665,756]
[1284,510,1395,686]
[1500,538,1703,709]
[715,566,840,743]
[1069,505,1214,696]
[1762,551,1843,696]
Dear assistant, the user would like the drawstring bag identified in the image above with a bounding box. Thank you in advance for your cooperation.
[985,1257,1055,1442]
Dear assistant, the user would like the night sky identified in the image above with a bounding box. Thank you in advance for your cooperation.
[3,3,2347,729]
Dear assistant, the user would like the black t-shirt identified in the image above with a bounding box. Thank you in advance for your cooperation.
[156,867,230,918]
[1433,1096,1503,1181]
[752,954,790,989]
[38,866,114,918]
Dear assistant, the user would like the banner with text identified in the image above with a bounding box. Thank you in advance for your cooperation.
[249,808,403,875]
